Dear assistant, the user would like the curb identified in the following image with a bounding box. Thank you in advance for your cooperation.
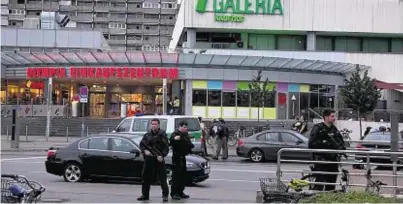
[1,148,48,152]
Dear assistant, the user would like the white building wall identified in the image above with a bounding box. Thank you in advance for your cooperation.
[181,0,403,34]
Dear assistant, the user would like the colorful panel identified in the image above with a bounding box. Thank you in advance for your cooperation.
[236,107,250,119]
[263,108,276,119]
[207,107,221,118]
[222,81,237,91]
[288,84,300,92]
[207,81,223,90]
[237,82,249,90]
[300,84,310,93]
[192,106,206,118]
[250,108,264,120]
[261,82,276,91]
[276,82,288,92]
[192,80,207,89]
[222,107,236,118]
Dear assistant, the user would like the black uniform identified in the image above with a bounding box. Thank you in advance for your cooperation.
[139,129,170,198]
[308,122,345,191]
[169,130,194,197]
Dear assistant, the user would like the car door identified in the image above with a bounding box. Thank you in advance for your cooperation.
[109,137,144,178]
[131,118,150,134]
[115,118,133,133]
[259,132,282,160]
[79,137,113,176]
[280,132,308,159]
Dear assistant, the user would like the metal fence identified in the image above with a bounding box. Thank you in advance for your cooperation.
[276,148,403,196]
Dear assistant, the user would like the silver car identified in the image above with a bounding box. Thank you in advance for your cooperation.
[236,129,310,162]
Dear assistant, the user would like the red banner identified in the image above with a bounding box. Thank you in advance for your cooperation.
[26,67,179,79]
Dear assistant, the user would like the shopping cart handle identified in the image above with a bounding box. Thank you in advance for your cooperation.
[1,174,18,179]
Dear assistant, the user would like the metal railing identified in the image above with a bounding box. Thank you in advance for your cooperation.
[276,148,403,196]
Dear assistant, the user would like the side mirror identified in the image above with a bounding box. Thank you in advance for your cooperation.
[130,149,140,157]
[296,140,304,145]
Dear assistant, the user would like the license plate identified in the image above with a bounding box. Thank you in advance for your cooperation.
[204,168,210,174]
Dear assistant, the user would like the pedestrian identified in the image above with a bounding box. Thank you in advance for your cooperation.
[169,120,194,200]
[137,118,170,202]
[198,116,208,157]
[210,118,229,160]
[308,109,345,191]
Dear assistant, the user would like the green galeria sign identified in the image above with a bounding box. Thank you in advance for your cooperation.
[196,0,284,23]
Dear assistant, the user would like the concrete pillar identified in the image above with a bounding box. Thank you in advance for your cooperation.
[306,31,316,51]
[334,85,339,118]
[185,79,193,115]
[186,28,196,49]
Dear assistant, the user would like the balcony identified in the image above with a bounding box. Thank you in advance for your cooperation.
[127,29,142,34]
[161,9,176,15]
[127,5,143,13]
[26,3,42,10]
[109,28,126,34]
[160,29,172,35]
[110,0,126,3]
[94,17,109,22]
[110,6,126,12]
[127,17,143,23]
[127,0,143,2]
[108,39,126,45]
[160,19,175,25]
[126,39,143,45]
[60,5,77,11]
[8,14,25,21]
[8,3,25,9]
[43,3,59,11]
[1,0,9,4]
[109,16,126,21]
[142,8,160,14]
[142,18,160,24]
[143,29,159,35]
[94,27,109,33]
[72,15,93,22]
[94,5,109,12]
[77,5,93,11]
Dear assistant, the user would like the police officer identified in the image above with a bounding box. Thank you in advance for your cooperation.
[138,118,170,202]
[308,109,345,191]
[170,121,194,200]
[210,118,229,160]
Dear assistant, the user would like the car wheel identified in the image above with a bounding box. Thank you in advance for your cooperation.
[250,149,264,162]
[166,168,173,185]
[63,163,83,182]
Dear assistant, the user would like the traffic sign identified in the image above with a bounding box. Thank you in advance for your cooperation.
[79,86,88,103]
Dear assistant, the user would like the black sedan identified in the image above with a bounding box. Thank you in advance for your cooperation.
[45,134,210,184]
[236,129,310,162]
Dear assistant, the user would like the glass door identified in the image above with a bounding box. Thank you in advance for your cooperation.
[90,93,105,117]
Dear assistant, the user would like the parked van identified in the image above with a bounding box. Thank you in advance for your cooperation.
[113,115,204,154]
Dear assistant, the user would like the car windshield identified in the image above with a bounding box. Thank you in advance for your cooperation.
[293,132,309,142]
[129,136,142,146]
[175,118,201,131]
[365,133,391,141]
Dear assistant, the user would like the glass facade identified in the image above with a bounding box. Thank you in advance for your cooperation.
[191,80,335,120]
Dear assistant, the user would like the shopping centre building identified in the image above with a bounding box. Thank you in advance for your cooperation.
[1,0,403,120]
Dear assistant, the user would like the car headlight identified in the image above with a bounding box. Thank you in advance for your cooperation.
[186,162,197,168]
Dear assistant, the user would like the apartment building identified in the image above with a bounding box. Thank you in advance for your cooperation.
[2,0,178,51]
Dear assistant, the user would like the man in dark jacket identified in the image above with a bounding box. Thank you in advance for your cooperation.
[309,109,345,191]
[170,121,194,200]
[138,118,170,202]
[210,118,229,160]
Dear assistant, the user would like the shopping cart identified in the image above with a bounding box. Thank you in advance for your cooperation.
[259,177,313,203]
[1,174,46,203]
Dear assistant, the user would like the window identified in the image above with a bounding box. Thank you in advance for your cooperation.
[116,119,132,132]
[237,91,250,107]
[175,118,200,131]
[248,34,275,50]
[161,3,176,9]
[334,37,361,52]
[109,22,126,29]
[149,119,168,131]
[88,138,108,150]
[143,2,160,8]
[316,36,333,51]
[222,92,235,106]
[264,92,276,107]
[17,0,24,4]
[192,90,206,106]
[281,133,300,143]
[79,140,89,149]
[9,9,25,15]
[265,132,280,142]
[362,38,388,53]
[111,138,135,152]
[208,90,221,106]
[319,85,334,108]
[132,119,150,132]
[277,35,306,51]
[391,38,403,53]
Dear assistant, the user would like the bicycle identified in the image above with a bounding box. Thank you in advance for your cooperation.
[259,166,350,203]
[228,126,246,147]
[365,168,387,195]
[1,174,46,203]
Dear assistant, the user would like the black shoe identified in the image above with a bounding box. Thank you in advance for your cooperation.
[162,196,168,202]
[171,194,181,200]
[212,157,218,160]
[137,196,149,201]
[221,157,228,160]
[180,193,190,199]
